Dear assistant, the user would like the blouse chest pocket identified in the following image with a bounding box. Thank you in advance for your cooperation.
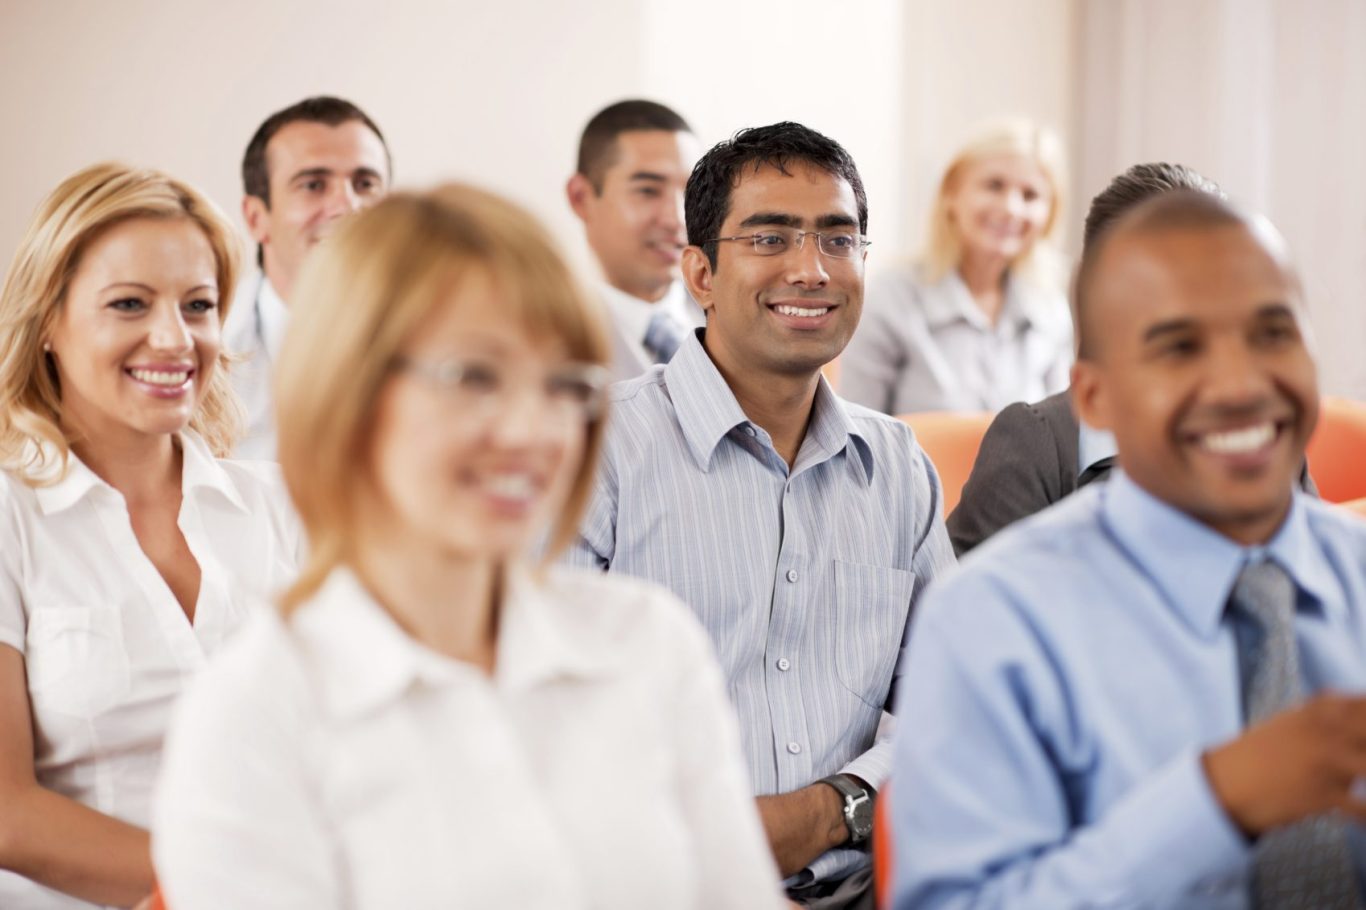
[833,560,915,709]
[25,607,131,718]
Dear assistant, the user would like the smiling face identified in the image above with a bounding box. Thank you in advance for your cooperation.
[1072,223,1318,544]
[681,160,865,383]
[945,151,1054,263]
[244,119,389,301]
[47,216,222,447]
[569,129,699,303]
[366,269,589,564]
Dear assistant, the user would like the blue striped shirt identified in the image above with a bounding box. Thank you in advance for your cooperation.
[566,329,956,883]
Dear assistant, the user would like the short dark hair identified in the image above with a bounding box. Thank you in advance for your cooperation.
[576,99,692,192]
[241,96,389,206]
[1075,190,1256,359]
[1073,163,1224,357]
[1082,162,1223,253]
[685,121,868,270]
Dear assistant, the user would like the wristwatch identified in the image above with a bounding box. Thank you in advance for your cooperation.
[820,773,874,844]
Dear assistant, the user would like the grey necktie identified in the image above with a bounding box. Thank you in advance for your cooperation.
[1228,559,1362,909]
[643,308,684,364]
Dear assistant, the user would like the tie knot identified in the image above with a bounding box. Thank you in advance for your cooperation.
[644,308,684,364]
[1229,559,1296,630]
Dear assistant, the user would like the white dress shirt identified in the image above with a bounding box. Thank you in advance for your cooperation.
[0,433,302,909]
[153,565,786,910]
[841,265,1073,414]
[601,281,705,382]
[222,270,289,460]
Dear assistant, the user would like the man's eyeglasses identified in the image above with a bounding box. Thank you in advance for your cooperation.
[702,228,870,260]
[392,356,611,424]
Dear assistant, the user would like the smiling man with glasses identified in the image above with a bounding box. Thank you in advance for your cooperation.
[567,121,955,909]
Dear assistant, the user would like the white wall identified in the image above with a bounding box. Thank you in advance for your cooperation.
[0,0,651,279]
[3,0,1362,396]
[1078,0,1366,398]
[0,0,1076,285]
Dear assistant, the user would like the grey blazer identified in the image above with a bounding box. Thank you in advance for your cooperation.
[947,391,1092,557]
[948,389,1318,557]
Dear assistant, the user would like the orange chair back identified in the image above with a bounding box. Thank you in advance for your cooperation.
[898,411,994,514]
[873,784,894,908]
[1306,397,1366,503]
[147,885,168,910]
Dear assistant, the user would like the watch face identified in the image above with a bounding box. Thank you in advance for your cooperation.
[851,800,874,839]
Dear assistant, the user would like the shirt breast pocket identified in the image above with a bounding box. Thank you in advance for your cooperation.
[833,560,915,709]
[25,607,131,717]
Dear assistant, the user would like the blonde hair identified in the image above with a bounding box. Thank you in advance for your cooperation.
[920,118,1067,287]
[0,162,242,482]
[275,183,611,613]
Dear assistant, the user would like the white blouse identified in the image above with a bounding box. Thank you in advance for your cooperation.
[841,265,1073,414]
[0,432,302,909]
[153,566,787,910]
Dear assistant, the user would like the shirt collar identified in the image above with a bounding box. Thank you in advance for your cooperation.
[256,276,290,360]
[1078,420,1118,477]
[662,328,873,483]
[921,269,1042,333]
[295,565,622,721]
[32,431,247,516]
[1100,470,1340,637]
[600,280,688,347]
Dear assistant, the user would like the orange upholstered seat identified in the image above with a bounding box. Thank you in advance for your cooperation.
[873,784,894,909]
[1306,397,1366,503]
[898,411,994,515]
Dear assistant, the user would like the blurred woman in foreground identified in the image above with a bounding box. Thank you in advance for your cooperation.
[153,183,787,909]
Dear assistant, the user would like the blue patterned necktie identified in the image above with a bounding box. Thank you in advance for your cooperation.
[1228,559,1362,909]
[643,308,684,364]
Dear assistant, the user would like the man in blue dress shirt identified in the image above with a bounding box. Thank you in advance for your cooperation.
[890,190,1366,909]
[568,122,955,908]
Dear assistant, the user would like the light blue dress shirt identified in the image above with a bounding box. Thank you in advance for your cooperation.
[891,470,1366,908]
[1077,420,1117,479]
[568,329,956,883]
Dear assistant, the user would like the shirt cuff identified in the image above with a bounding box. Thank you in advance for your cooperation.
[840,739,893,792]
[790,846,869,887]
[1096,749,1251,903]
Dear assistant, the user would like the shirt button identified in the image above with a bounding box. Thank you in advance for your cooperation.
[787,742,802,755]
[786,569,799,583]
[777,658,791,671]
[743,425,757,437]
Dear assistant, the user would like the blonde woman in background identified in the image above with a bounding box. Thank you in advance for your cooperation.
[153,184,788,910]
[841,119,1072,414]
[0,163,300,908]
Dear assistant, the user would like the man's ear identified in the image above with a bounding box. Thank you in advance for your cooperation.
[566,173,594,222]
[1069,359,1112,432]
[242,195,270,246]
[680,246,714,315]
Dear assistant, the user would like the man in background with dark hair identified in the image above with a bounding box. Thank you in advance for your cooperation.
[225,95,391,458]
[566,99,703,380]
[568,122,954,908]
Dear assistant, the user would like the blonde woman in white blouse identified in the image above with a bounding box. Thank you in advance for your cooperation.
[153,184,788,910]
[841,119,1073,414]
[0,164,300,909]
